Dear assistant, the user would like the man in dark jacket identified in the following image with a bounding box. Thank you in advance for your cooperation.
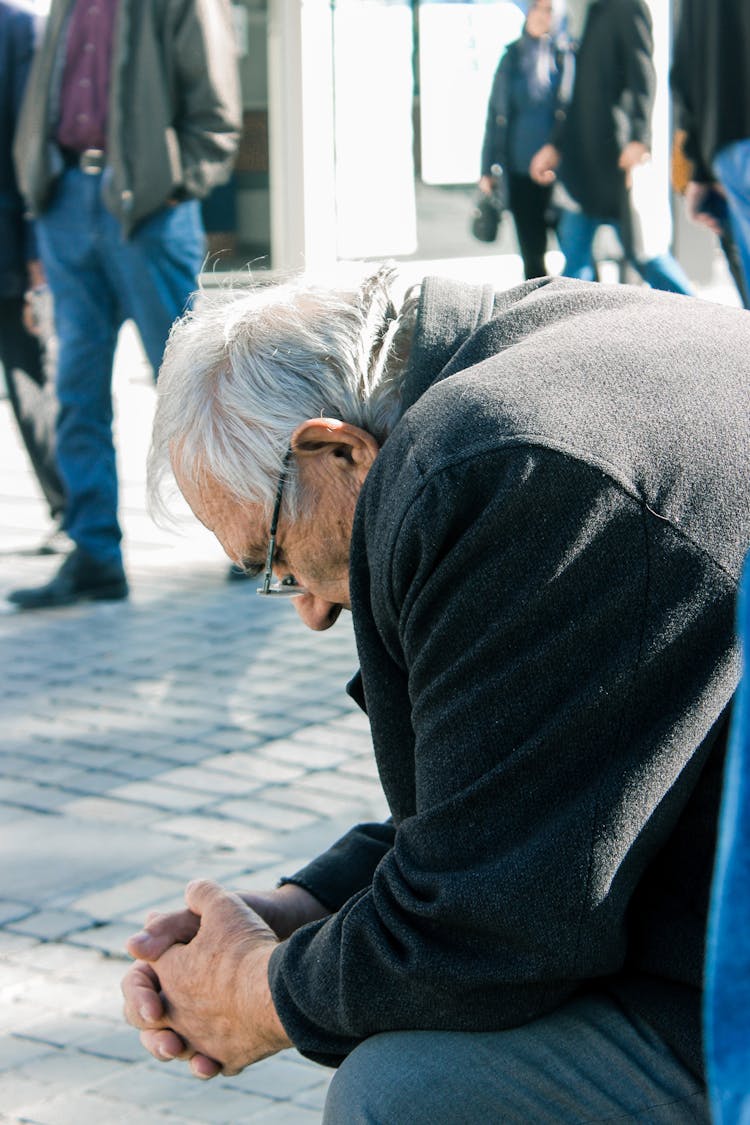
[531,0,692,293]
[121,268,749,1122]
[671,0,750,301]
[7,0,241,610]
[0,0,66,549]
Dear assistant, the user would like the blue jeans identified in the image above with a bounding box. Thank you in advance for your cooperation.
[705,553,750,1125]
[36,168,205,563]
[558,210,693,294]
[713,139,750,303]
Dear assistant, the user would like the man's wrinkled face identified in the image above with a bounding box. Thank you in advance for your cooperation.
[174,453,360,633]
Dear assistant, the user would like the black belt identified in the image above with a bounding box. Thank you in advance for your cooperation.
[61,147,106,174]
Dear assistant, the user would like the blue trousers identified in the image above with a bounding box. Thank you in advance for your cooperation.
[705,553,750,1125]
[36,168,205,563]
[558,210,693,294]
[713,139,750,303]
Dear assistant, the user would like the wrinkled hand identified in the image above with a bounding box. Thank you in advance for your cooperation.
[529,144,560,186]
[618,141,650,187]
[128,882,330,964]
[122,880,293,1078]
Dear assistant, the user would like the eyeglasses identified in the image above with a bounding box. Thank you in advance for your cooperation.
[256,447,307,597]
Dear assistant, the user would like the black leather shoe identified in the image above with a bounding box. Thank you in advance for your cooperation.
[8,547,128,609]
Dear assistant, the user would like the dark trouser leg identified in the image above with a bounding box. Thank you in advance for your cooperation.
[719,229,750,309]
[0,296,66,519]
[508,173,551,280]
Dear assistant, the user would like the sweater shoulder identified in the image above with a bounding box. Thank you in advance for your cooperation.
[366,282,750,579]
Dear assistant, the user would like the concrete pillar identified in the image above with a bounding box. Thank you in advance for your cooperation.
[267,0,338,271]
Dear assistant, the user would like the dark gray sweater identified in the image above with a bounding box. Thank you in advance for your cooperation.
[268,276,750,1078]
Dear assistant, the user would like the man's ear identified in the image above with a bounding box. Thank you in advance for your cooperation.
[290,418,380,483]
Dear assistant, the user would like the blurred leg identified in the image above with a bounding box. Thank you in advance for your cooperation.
[635,253,693,295]
[718,229,750,309]
[713,140,750,300]
[508,174,551,280]
[36,170,122,564]
[616,208,693,295]
[558,210,598,281]
[0,296,65,519]
[106,200,205,377]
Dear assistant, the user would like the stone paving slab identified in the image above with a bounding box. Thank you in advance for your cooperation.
[0,326,381,1123]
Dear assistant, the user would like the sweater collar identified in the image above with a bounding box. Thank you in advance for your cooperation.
[400,276,495,415]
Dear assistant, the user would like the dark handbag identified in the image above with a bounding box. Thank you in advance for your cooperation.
[471,193,501,242]
[470,164,507,243]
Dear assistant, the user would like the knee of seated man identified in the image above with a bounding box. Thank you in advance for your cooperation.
[323,1032,433,1125]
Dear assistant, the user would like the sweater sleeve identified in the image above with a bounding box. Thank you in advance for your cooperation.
[279,820,395,913]
[480,50,511,177]
[167,0,242,198]
[268,442,724,1066]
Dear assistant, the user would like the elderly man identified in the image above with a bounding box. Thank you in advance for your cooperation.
[122,267,749,1123]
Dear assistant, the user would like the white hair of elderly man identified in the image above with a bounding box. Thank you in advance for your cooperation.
[148,263,419,524]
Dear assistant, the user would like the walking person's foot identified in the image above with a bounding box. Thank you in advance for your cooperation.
[8,546,128,609]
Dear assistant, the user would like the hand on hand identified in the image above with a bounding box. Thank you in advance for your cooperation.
[126,881,329,964]
[122,880,293,1078]
[240,883,330,939]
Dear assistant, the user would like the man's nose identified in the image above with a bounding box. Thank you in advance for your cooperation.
[293,594,342,632]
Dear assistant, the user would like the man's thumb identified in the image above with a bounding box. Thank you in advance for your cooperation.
[184,878,225,915]
[184,879,270,932]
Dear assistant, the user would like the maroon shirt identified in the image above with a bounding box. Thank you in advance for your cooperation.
[56,0,118,153]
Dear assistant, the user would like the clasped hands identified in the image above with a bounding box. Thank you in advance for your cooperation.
[121,880,328,1078]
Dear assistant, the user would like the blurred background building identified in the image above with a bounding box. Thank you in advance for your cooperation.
[219,0,723,291]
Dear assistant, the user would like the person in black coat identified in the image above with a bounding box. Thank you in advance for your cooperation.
[120,267,749,1122]
[479,0,563,279]
[0,0,66,549]
[671,0,750,303]
[531,0,693,293]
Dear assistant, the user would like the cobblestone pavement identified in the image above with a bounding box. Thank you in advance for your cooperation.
[0,325,388,1124]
